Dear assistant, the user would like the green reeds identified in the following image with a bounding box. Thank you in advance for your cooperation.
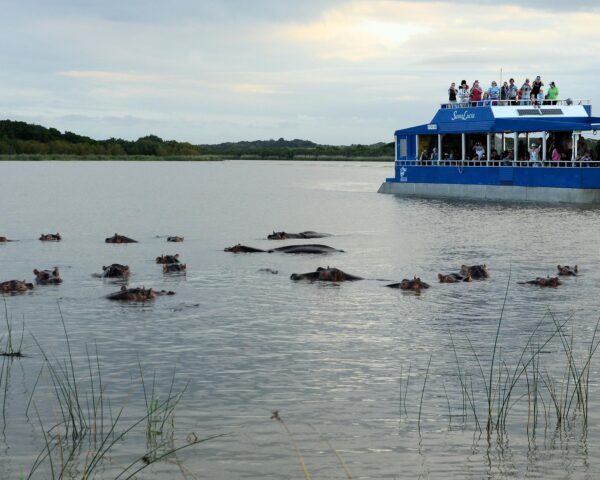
[271,410,312,480]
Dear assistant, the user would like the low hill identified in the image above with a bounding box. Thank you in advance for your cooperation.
[0,120,394,160]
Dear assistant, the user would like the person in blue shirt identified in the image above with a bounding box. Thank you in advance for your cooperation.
[486,81,500,105]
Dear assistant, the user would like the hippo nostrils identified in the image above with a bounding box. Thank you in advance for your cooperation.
[267,231,331,240]
[106,285,175,301]
[520,276,561,287]
[105,233,138,244]
[102,264,130,278]
[34,267,62,285]
[39,233,61,241]
[224,244,343,254]
[290,267,362,282]
[163,263,186,273]
[387,276,430,290]
[0,280,34,293]
[167,236,184,242]
[156,254,180,264]
[557,265,578,276]
[438,272,472,283]
[460,264,489,280]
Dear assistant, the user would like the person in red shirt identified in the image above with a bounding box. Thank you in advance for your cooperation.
[470,80,483,106]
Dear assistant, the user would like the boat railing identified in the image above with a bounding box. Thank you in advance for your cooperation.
[396,159,600,168]
[440,99,590,109]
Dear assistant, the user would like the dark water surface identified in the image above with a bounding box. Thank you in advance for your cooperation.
[1,160,600,479]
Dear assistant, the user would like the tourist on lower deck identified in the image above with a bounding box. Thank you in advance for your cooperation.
[473,142,485,161]
[551,144,561,161]
[419,149,429,163]
[530,143,541,164]
[431,147,439,164]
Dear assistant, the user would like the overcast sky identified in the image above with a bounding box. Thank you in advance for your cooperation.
[2,0,599,144]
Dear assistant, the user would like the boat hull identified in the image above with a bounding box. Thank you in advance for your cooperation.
[379,166,600,203]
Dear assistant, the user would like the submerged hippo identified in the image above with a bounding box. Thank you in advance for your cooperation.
[163,263,186,273]
[387,276,430,290]
[557,265,578,276]
[106,285,175,301]
[101,264,130,278]
[39,233,61,241]
[33,267,62,285]
[105,233,138,244]
[290,267,362,282]
[224,244,343,254]
[438,272,472,283]
[460,264,489,280]
[167,236,184,242]
[519,276,561,287]
[0,280,34,293]
[267,231,331,240]
[156,254,180,264]
[0,237,15,243]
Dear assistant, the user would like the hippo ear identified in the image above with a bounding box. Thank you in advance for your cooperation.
[102,266,107,271]
[33,269,39,275]
[438,273,443,281]
[574,265,578,272]
[557,264,561,270]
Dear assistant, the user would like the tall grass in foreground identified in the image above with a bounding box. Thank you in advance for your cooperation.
[22,309,230,479]
[409,302,600,443]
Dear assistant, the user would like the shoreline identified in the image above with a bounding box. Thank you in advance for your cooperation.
[0,154,394,162]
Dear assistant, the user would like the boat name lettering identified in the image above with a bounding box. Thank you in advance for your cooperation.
[452,111,476,121]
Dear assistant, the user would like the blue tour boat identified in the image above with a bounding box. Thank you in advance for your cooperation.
[378,99,600,203]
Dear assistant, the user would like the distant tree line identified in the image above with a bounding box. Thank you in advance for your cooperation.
[0,120,395,160]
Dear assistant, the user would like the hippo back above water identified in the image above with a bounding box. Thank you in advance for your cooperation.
[267,231,331,240]
[290,267,362,282]
[105,233,138,244]
[39,233,61,241]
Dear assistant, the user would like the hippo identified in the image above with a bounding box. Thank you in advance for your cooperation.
[460,264,489,280]
[163,263,186,273]
[224,244,343,254]
[438,272,472,283]
[267,231,331,240]
[519,276,561,287]
[386,276,430,290]
[33,267,62,285]
[259,268,279,274]
[39,233,61,241]
[105,233,138,244]
[0,236,14,243]
[167,236,184,242]
[101,264,130,278]
[156,254,180,264]
[290,267,362,282]
[106,285,175,301]
[0,280,34,293]
[557,265,578,276]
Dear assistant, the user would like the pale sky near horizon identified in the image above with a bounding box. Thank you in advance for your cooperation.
[2,0,600,145]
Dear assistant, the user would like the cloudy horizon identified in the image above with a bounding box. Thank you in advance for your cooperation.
[2,0,600,145]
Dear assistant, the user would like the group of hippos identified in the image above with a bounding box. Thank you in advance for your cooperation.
[1,231,580,299]
[224,231,580,291]
[0,233,185,300]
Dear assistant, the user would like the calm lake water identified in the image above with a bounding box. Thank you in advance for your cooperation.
[1,160,600,479]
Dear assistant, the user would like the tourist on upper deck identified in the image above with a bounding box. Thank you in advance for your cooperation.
[458,80,470,106]
[546,81,559,105]
[531,76,544,100]
[486,81,500,105]
[536,89,545,106]
[470,81,483,106]
[500,82,509,102]
[520,79,532,105]
[507,78,518,105]
[448,82,457,105]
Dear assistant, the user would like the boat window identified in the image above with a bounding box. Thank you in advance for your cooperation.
[399,138,407,157]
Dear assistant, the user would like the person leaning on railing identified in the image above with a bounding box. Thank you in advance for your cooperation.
[507,78,518,105]
[486,81,500,105]
[470,80,483,106]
